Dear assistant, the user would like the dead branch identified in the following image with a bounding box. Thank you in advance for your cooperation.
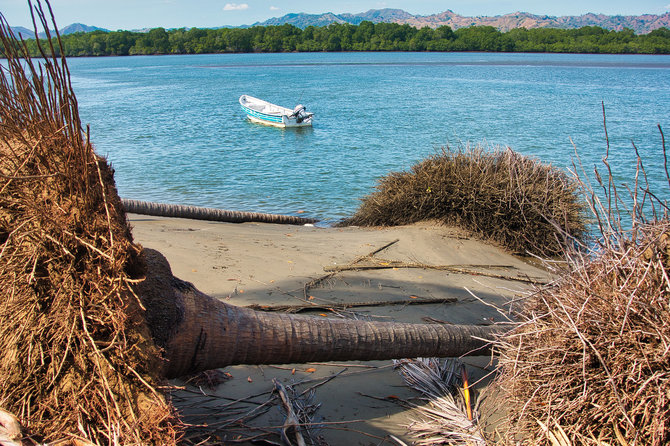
[246,296,458,313]
[274,380,307,446]
[323,262,547,284]
[350,238,400,263]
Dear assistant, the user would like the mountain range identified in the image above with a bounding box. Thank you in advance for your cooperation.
[10,9,670,37]
[10,23,107,39]
[252,9,670,34]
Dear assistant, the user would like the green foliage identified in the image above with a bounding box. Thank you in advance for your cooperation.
[12,22,670,56]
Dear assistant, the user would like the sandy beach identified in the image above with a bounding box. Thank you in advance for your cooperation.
[128,214,552,445]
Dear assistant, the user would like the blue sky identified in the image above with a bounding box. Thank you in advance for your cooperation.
[3,0,670,30]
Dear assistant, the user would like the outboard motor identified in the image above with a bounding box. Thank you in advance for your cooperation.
[292,104,306,116]
[291,104,312,123]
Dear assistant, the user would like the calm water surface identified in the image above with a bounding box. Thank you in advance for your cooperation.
[68,52,670,224]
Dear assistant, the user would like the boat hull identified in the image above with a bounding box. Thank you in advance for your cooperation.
[240,95,313,128]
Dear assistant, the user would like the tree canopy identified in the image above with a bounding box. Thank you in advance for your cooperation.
[9,22,670,56]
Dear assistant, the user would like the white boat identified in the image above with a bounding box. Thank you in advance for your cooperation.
[239,95,314,128]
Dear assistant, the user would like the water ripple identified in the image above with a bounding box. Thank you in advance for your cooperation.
[68,52,670,222]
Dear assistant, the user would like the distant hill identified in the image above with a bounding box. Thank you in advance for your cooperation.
[8,9,670,38]
[10,23,108,39]
[251,8,670,34]
[253,9,416,28]
[61,23,108,35]
[9,26,35,38]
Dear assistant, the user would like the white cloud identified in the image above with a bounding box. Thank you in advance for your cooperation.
[223,3,249,11]
[270,6,280,11]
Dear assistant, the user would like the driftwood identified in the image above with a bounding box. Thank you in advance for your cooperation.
[122,199,317,225]
[246,296,458,313]
[274,380,307,446]
[303,239,400,299]
[350,238,400,263]
[323,260,548,284]
[324,262,512,272]
[295,237,544,317]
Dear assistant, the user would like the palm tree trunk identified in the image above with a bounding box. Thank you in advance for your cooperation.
[166,288,498,378]
[122,199,317,225]
[136,249,501,379]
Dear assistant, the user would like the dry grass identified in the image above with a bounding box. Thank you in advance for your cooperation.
[0,3,179,444]
[340,146,587,257]
[493,125,670,445]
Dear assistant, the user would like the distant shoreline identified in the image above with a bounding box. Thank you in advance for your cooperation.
[42,51,670,68]
[16,22,670,57]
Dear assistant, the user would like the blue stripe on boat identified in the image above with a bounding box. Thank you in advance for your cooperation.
[241,105,283,123]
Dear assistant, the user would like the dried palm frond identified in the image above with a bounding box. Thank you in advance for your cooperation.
[494,119,670,445]
[341,146,587,257]
[395,358,486,445]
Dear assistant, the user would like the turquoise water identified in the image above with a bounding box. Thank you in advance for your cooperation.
[68,52,670,224]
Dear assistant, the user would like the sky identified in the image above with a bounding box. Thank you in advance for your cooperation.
[2,0,670,30]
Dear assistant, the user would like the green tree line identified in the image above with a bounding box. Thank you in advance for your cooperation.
[11,22,670,56]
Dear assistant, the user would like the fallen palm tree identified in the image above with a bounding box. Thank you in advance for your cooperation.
[0,3,499,444]
[121,198,317,225]
[493,128,670,444]
[340,146,588,257]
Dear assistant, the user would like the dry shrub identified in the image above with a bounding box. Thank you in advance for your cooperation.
[494,127,670,444]
[0,4,179,444]
[341,146,587,256]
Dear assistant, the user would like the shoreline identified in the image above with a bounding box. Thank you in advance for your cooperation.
[128,214,551,444]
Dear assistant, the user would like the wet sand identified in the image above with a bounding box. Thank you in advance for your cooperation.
[128,214,551,445]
